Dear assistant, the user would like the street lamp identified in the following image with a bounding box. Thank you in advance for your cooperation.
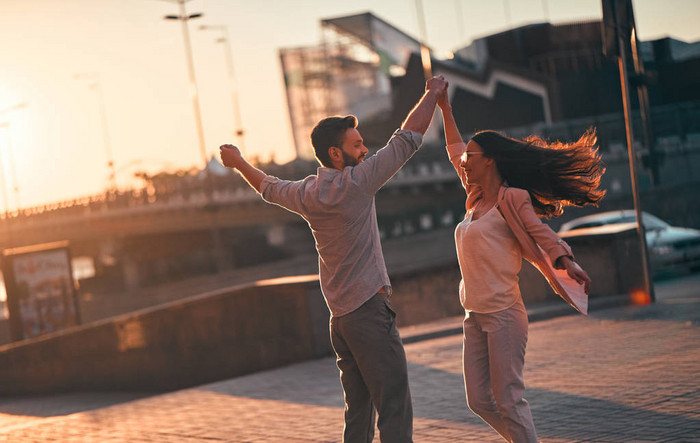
[0,123,11,218]
[0,102,27,216]
[159,0,210,194]
[74,73,117,191]
[199,24,246,154]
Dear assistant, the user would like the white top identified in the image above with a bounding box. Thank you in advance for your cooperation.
[455,205,523,313]
[260,129,423,317]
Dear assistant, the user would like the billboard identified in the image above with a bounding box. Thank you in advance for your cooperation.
[2,241,80,341]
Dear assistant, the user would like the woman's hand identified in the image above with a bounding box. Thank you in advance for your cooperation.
[559,256,591,294]
[437,88,450,110]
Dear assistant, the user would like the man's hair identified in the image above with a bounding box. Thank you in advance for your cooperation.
[311,115,358,167]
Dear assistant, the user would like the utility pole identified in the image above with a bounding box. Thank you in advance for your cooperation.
[160,0,211,200]
[75,73,117,191]
[602,0,655,303]
[414,0,432,80]
[200,24,246,154]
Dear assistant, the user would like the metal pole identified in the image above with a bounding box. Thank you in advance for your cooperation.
[454,0,465,44]
[503,0,512,27]
[75,74,117,191]
[630,27,659,186]
[201,25,246,154]
[174,1,210,190]
[220,27,246,154]
[414,0,432,80]
[0,124,10,219]
[4,124,20,210]
[93,79,118,191]
[617,34,656,303]
[0,104,26,212]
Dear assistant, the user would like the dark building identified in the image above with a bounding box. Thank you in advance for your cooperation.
[387,20,700,143]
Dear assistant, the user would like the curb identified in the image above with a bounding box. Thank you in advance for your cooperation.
[401,294,631,345]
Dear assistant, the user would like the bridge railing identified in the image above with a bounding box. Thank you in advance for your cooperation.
[5,102,699,225]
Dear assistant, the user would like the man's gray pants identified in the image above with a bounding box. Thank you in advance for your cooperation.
[330,293,413,443]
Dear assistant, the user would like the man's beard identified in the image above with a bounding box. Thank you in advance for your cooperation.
[342,151,363,167]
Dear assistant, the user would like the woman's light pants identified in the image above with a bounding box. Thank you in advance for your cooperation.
[462,299,538,443]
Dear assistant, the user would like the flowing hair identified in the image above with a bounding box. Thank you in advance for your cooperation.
[471,128,606,218]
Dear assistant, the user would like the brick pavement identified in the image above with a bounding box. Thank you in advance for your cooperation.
[0,275,698,442]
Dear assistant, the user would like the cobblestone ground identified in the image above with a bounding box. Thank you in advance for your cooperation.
[1,275,698,442]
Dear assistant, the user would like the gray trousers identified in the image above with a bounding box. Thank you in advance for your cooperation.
[462,299,538,443]
[330,293,413,443]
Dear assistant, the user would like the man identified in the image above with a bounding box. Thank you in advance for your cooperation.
[220,75,448,442]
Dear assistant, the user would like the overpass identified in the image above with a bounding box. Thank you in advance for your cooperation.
[2,128,699,293]
[0,159,466,292]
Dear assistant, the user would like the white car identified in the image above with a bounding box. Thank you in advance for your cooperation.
[558,210,700,275]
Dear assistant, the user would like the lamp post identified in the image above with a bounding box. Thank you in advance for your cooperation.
[0,102,27,216]
[160,0,210,196]
[199,24,246,154]
[74,73,117,191]
[414,0,432,80]
[0,123,11,219]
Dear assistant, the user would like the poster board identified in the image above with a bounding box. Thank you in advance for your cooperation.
[2,241,80,342]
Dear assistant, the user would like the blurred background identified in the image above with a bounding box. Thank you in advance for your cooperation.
[1,0,699,344]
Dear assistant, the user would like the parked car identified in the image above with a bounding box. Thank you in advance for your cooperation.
[558,210,700,275]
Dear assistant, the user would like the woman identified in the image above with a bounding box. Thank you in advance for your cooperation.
[437,90,605,442]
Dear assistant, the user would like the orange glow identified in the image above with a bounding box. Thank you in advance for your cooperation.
[630,288,652,306]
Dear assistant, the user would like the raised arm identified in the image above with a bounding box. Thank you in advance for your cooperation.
[401,76,448,134]
[438,89,469,192]
[220,144,266,193]
[438,88,463,146]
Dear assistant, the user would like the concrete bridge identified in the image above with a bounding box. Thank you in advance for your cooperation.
[2,130,699,294]
[0,155,466,293]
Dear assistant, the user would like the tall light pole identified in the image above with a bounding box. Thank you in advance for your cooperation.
[0,123,11,219]
[414,0,432,80]
[199,24,246,154]
[0,123,20,211]
[0,102,26,216]
[160,0,210,192]
[74,73,117,191]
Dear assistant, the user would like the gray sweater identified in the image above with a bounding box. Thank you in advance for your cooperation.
[260,129,423,316]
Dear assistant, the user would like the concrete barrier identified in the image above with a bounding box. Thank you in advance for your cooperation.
[390,225,645,322]
[0,227,643,395]
[0,275,331,394]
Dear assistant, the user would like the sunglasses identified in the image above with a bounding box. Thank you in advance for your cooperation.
[462,151,484,161]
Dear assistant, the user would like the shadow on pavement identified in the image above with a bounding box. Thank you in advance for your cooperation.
[0,392,152,418]
[197,355,700,441]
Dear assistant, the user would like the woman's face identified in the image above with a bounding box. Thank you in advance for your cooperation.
[460,140,489,185]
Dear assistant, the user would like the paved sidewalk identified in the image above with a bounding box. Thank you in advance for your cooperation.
[1,275,699,442]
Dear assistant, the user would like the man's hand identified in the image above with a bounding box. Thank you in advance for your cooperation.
[426,75,448,96]
[401,75,448,134]
[220,144,242,169]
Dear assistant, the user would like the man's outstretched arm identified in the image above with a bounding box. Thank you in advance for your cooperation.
[220,144,266,193]
[401,75,448,135]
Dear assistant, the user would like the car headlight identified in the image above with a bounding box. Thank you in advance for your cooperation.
[650,245,672,255]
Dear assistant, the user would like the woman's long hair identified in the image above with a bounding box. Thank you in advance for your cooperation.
[471,128,606,218]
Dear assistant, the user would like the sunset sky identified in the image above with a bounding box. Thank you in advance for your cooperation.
[1,0,698,210]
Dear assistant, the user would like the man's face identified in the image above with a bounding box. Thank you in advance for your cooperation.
[338,128,368,167]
